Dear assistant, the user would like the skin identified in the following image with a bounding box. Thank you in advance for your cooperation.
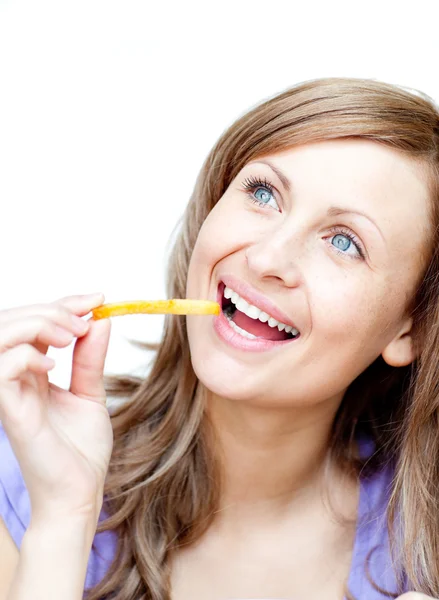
[172,139,433,600]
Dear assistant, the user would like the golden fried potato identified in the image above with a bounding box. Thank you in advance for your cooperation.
[91,299,220,320]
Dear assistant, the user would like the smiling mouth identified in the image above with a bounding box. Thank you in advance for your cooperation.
[220,284,300,342]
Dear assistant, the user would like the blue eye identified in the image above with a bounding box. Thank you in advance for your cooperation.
[242,176,280,211]
[327,227,366,260]
[333,234,351,251]
[254,187,272,204]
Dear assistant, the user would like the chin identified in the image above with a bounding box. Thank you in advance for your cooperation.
[188,343,262,403]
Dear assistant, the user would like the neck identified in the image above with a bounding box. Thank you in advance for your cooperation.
[206,391,345,522]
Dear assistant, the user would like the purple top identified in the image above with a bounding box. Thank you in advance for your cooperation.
[0,422,406,598]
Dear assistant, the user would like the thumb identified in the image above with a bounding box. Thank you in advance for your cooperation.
[69,317,111,403]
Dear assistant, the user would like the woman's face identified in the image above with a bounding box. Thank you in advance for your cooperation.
[186,139,431,408]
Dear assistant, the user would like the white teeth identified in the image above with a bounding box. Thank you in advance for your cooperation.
[228,318,258,339]
[245,305,262,319]
[223,285,299,335]
[236,298,249,312]
[268,317,279,328]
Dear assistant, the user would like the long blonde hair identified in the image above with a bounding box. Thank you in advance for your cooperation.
[85,77,439,599]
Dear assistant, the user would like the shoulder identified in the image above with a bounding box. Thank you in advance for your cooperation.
[349,432,406,598]
[0,423,25,598]
[0,515,19,599]
[0,421,30,549]
[357,432,396,517]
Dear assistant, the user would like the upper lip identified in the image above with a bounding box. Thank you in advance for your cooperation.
[219,274,300,331]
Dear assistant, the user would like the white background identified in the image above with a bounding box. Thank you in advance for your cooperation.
[0,0,438,394]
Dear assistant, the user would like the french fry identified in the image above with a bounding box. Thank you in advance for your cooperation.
[91,299,220,320]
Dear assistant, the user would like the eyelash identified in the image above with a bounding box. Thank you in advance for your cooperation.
[241,175,366,261]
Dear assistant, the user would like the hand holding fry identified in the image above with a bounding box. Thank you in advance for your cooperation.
[0,293,113,525]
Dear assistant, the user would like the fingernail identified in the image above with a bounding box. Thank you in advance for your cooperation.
[72,316,89,333]
[43,356,56,369]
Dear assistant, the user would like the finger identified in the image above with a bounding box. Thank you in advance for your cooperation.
[0,293,104,356]
[0,293,105,327]
[0,315,84,354]
[0,343,54,382]
[1,311,88,402]
[0,343,54,419]
[69,318,111,404]
[54,293,105,317]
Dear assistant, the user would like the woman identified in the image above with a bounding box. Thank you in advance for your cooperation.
[1,77,439,600]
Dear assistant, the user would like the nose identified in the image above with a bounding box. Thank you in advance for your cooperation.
[245,222,303,288]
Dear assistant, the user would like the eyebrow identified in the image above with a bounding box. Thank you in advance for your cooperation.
[252,159,385,242]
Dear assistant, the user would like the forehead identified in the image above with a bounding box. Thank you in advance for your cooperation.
[252,139,427,207]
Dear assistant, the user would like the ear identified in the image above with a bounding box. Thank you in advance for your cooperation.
[381,316,418,367]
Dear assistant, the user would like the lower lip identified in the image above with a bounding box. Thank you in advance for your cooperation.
[212,283,300,353]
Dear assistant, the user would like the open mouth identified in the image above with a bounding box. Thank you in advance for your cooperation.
[219,282,300,342]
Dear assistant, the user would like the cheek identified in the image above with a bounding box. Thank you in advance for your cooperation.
[186,228,216,299]
[311,276,388,356]
[186,203,247,294]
